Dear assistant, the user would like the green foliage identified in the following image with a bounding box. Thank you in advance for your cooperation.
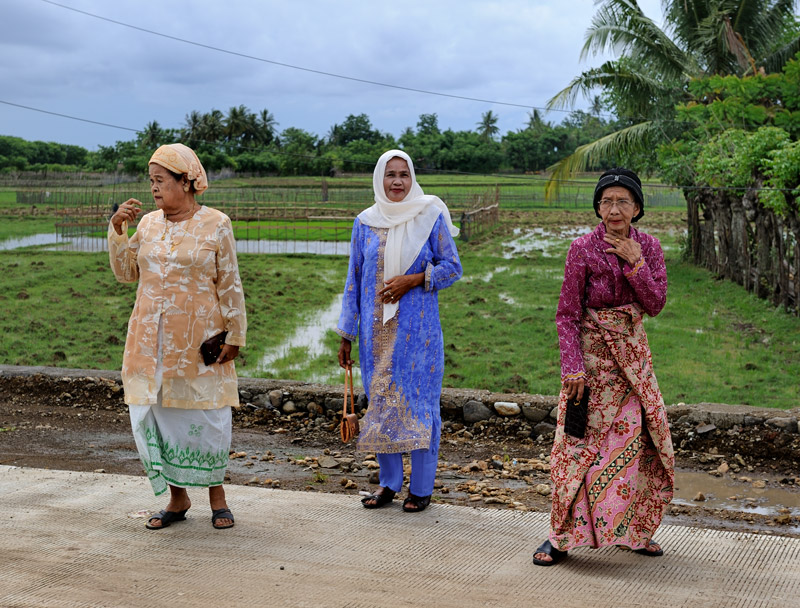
[666,54,800,214]
[680,70,800,138]
[0,135,88,171]
[502,129,562,172]
[696,127,790,190]
[547,0,800,189]
[327,114,385,147]
[762,139,800,212]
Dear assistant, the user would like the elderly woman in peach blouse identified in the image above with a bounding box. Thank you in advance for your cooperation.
[109,143,246,531]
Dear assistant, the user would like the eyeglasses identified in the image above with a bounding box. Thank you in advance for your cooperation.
[598,199,635,210]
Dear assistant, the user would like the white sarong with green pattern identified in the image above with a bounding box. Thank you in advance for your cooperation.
[129,401,231,496]
[128,315,231,496]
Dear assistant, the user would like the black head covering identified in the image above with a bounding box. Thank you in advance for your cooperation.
[593,168,644,222]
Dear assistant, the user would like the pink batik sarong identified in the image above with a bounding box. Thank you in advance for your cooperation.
[548,304,674,552]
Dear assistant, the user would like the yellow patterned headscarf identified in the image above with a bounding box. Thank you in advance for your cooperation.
[148,143,208,194]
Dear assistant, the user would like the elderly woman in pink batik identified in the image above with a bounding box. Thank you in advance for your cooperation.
[533,167,674,566]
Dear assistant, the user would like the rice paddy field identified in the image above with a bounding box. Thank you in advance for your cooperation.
[1,177,797,409]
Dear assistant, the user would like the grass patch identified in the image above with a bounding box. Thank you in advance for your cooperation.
[0,251,346,373]
[0,216,60,241]
[1,210,797,408]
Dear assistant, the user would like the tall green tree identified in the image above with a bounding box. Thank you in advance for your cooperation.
[257,109,279,145]
[546,0,800,193]
[477,110,500,141]
[327,113,382,146]
[224,105,258,149]
[141,121,165,149]
[182,110,204,148]
[200,109,225,143]
[526,109,548,132]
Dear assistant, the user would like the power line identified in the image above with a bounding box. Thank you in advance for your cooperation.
[40,0,580,115]
[0,99,139,133]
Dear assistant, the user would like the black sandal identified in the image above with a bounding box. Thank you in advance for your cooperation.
[532,540,568,566]
[633,541,663,557]
[402,493,431,513]
[145,508,188,530]
[211,508,235,529]
[361,488,396,509]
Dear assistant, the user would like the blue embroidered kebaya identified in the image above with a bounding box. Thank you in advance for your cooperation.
[336,213,462,453]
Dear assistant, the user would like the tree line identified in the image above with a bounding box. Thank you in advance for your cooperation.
[0,106,620,177]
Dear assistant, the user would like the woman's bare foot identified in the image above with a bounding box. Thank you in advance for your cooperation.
[361,487,396,508]
[634,541,663,556]
[209,485,232,528]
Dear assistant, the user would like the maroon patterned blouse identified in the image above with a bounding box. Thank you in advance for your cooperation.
[556,222,668,381]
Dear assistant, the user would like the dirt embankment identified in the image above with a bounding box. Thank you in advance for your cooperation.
[1,366,799,537]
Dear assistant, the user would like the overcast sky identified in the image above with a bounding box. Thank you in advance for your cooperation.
[0,0,664,151]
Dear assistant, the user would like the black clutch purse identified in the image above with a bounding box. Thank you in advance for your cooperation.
[200,331,228,366]
[564,389,589,438]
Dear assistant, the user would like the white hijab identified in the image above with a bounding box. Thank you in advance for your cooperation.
[358,150,459,324]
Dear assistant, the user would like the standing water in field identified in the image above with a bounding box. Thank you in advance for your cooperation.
[242,294,359,385]
[502,226,593,259]
[0,233,351,255]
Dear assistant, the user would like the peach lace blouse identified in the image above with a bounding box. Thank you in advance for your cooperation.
[108,206,247,410]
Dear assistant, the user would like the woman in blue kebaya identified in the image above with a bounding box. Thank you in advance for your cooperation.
[337,150,462,512]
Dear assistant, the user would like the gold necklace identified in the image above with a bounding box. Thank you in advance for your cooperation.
[161,205,198,252]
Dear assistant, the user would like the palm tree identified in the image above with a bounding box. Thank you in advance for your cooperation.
[545,0,800,194]
[182,110,203,147]
[141,121,163,149]
[200,109,225,143]
[477,110,500,140]
[257,109,278,145]
[590,96,603,117]
[224,105,251,146]
[526,109,548,131]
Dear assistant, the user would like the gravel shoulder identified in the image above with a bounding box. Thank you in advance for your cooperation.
[1,368,799,538]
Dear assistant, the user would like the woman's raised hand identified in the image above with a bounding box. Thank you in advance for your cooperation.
[111,199,142,235]
[379,272,424,304]
[603,234,642,267]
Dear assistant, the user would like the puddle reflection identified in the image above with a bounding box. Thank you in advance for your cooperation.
[673,468,800,517]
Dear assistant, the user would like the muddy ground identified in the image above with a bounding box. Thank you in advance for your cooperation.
[1,371,799,538]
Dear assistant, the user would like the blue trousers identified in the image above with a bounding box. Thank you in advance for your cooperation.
[376,416,441,496]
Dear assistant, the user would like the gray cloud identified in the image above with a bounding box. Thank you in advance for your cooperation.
[0,0,663,149]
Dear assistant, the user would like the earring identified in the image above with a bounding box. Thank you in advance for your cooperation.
[183,184,190,192]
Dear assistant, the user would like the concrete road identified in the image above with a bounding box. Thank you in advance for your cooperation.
[1,465,799,608]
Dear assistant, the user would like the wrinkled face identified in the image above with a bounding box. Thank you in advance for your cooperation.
[597,185,640,235]
[149,163,188,211]
[383,157,412,203]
